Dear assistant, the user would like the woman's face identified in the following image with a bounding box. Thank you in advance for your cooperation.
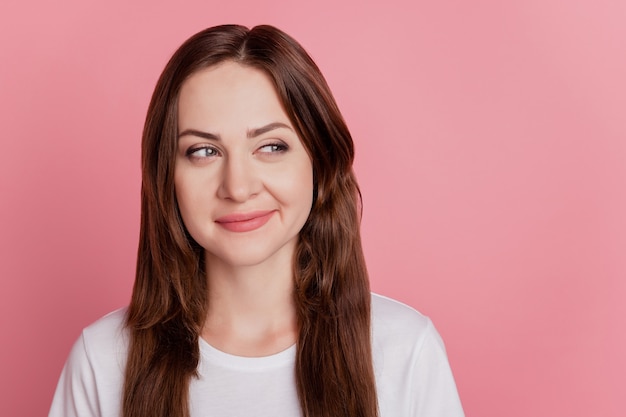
[174,61,314,269]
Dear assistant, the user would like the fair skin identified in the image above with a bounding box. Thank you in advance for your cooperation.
[175,61,314,357]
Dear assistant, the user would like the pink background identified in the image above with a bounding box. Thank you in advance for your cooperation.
[1,1,624,416]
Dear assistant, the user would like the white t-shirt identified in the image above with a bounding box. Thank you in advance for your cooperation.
[49,294,465,416]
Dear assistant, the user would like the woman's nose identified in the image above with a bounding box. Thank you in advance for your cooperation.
[216,156,260,202]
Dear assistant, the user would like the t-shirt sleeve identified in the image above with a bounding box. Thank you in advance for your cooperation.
[48,332,101,417]
[410,320,465,417]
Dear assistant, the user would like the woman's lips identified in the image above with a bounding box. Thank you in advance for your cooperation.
[214,210,275,232]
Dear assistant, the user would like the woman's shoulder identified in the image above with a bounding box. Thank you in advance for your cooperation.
[73,307,130,369]
[81,307,129,345]
[371,293,432,335]
[370,293,442,360]
[49,308,129,417]
[370,294,465,416]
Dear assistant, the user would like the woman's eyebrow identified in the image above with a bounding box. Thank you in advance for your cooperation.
[247,122,293,138]
[177,122,293,140]
[178,129,220,140]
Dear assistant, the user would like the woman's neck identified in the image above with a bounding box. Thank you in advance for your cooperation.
[201,252,298,357]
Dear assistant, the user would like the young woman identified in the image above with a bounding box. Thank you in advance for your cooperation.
[49,24,464,417]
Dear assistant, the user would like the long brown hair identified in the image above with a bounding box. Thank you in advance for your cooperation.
[124,24,377,417]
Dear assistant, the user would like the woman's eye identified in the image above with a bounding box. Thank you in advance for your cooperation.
[186,146,220,159]
[258,143,288,154]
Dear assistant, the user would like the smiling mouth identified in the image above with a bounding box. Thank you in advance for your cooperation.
[215,210,275,232]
